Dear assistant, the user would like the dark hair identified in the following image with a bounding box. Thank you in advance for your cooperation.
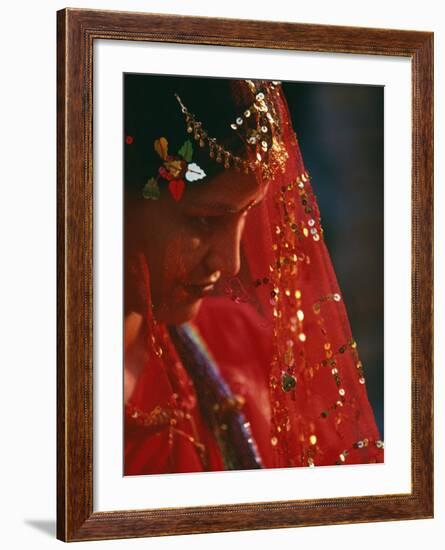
[124,74,255,195]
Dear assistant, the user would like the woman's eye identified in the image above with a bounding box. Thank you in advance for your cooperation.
[189,215,215,231]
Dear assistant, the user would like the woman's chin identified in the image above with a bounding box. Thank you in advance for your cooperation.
[154,298,203,325]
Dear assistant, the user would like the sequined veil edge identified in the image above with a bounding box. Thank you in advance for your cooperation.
[224,82,384,467]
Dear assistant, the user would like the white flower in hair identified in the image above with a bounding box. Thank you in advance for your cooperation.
[185,162,206,182]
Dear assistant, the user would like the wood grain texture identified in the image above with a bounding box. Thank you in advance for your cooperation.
[57,8,434,542]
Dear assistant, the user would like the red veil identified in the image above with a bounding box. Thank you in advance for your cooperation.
[194,81,383,468]
[124,79,383,475]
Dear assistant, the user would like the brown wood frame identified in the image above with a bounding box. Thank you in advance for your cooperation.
[57,8,434,542]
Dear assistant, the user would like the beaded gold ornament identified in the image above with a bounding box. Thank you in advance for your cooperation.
[175,80,289,182]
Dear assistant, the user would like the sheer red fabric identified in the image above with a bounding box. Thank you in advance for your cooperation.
[221,83,383,467]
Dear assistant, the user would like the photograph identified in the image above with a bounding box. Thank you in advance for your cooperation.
[123,74,384,475]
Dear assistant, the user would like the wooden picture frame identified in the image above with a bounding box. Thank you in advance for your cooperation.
[57,8,433,542]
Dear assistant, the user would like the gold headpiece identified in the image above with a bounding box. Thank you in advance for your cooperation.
[175,80,289,181]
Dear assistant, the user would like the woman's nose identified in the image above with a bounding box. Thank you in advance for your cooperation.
[204,218,244,277]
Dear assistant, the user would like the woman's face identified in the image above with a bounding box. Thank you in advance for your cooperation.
[127,169,267,324]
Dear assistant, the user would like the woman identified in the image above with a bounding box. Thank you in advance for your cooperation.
[124,75,383,475]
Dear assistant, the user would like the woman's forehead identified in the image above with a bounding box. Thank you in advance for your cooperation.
[181,170,267,213]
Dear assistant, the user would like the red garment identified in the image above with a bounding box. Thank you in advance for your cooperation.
[194,297,275,468]
[124,260,226,475]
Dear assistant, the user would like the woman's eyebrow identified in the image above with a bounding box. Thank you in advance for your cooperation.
[190,195,266,215]
[192,201,237,213]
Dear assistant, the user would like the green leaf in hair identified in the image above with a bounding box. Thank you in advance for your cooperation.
[142,178,161,200]
[178,140,193,163]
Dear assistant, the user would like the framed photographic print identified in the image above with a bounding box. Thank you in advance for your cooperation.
[57,8,433,542]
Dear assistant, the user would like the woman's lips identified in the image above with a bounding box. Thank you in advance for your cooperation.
[182,282,216,299]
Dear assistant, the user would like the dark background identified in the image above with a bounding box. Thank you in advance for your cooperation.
[283,81,384,437]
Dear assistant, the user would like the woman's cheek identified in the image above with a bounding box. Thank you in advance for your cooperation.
[190,236,202,251]
[162,233,202,284]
